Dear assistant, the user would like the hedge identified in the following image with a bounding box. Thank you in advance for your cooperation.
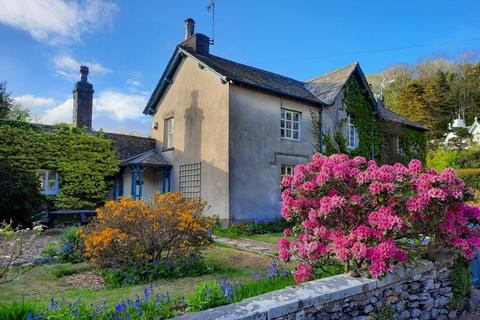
[0,121,119,210]
[456,168,480,190]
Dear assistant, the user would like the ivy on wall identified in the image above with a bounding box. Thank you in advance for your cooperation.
[312,77,427,164]
[0,121,119,209]
[399,126,427,164]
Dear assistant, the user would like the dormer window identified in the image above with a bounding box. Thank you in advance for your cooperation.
[37,169,59,195]
[346,115,358,149]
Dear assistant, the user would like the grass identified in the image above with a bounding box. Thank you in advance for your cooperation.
[0,244,278,307]
[51,262,92,278]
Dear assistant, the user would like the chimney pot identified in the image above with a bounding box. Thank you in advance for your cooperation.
[185,18,195,40]
[80,65,89,81]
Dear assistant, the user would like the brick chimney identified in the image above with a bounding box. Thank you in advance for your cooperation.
[72,65,94,131]
[180,18,210,55]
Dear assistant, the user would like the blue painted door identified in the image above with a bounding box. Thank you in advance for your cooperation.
[472,250,480,288]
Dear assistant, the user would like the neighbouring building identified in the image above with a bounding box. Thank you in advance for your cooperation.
[444,114,480,146]
[140,18,427,224]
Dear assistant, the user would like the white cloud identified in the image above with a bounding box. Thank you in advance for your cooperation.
[0,0,118,44]
[14,95,55,107]
[39,98,73,124]
[35,90,147,126]
[53,54,111,79]
[96,91,148,121]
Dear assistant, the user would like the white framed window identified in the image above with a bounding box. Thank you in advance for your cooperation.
[281,109,301,141]
[396,137,405,155]
[164,117,174,149]
[346,115,358,149]
[37,169,59,195]
[281,165,294,178]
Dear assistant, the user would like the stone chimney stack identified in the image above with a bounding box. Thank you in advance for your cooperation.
[72,65,94,131]
[185,18,195,40]
[180,18,210,55]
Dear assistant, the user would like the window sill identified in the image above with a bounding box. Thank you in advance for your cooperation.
[281,137,301,142]
[162,147,174,152]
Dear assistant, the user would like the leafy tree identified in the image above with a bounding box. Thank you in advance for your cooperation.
[0,81,30,121]
[0,160,44,226]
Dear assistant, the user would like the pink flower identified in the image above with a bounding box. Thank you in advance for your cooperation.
[351,242,367,259]
[281,207,292,219]
[281,175,293,187]
[283,228,292,236]
[279,249,291,261]
[278,238,290,250]
[293,264,313,283]
[408,159,422,174]
[369,182,383,195]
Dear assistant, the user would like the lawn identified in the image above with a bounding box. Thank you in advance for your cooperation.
[0,244,278,307]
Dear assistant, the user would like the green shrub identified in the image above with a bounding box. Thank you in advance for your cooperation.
[449,257,472,310]
[428,147,480,171]
[0,160,44,226]
[456,168,480,190]
[42,242,58,257]
[186,281,229,312]
[0,301,37,320]
[58,226,85,263]
[214,218,293,237]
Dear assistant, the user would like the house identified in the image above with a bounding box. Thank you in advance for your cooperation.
[444,115,480,147]
[139,18,428,225]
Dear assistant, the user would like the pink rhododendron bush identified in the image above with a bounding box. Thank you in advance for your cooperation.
[278,153,480,283]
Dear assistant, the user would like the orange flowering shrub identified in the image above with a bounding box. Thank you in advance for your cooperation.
[80,192,213,269]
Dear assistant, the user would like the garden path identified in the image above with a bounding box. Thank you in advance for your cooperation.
[212,236,277,256]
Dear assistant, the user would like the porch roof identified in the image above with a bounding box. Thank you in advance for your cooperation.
[120,149,172,168]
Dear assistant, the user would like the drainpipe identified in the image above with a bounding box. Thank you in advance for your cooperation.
[318,108,324,153]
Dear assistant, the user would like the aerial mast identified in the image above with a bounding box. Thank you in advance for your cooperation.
[207,0,216,45]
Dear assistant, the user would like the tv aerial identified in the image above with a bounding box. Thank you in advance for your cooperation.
[207,0,216,45]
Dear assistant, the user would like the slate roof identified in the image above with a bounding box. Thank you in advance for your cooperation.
[32,124,156,161]
[378,107,428,131]
[184,47,325,106]
[145,46,426,132]
[305,63,359,105]
[120,149,171,167]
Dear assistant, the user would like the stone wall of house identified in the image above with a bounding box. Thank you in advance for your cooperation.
[175,256,459,320]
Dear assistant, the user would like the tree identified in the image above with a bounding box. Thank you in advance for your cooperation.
[0,81,30,121]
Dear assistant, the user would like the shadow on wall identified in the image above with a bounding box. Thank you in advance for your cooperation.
[184,90,204,163]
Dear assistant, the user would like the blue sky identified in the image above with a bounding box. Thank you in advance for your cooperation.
[1,0,479,136]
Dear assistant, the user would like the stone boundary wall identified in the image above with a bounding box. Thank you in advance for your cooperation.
[175,257,457,320]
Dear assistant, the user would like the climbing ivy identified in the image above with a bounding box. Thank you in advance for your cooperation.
[0,121,119,209]
[344,78,381,160]
[399,127,427,164]
[449,257,472,310]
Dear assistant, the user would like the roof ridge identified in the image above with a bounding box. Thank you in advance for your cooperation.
[306,62,359,83]
[194,50,306,85]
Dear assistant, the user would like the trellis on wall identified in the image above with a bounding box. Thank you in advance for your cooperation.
[179,162,201,198]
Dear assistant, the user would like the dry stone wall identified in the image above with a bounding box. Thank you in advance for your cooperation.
[175,257,458,320]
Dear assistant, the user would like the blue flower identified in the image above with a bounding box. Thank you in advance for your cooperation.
[27,311,34,320]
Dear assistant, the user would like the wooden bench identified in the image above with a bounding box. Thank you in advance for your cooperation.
[40,209,97,227]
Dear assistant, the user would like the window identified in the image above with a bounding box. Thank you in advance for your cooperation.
[346,115,358,149]
[281,109,301,141]
[164,118,174,149]
[396,137,405,155]
[37,169,59,195]
[281,165,294,178]
[179,162,201,198]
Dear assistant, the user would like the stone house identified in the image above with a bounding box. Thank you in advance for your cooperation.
[139,19,427,224]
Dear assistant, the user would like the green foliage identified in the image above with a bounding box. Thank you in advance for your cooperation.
[42,242,57,257]
[371,306,399,320]
[0,122,119,210]
[104,255,215,288]
[213,218,293,238]
[344,78,382,160]
[456,168,480,190]
[398,127,427,164]
[0,301,37,320]
[0,159,44,226]
[428,147,480,173]
[449,257,472,310]
[235,276,294,300]
[186,280,229,312]
[58,226,85,263]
